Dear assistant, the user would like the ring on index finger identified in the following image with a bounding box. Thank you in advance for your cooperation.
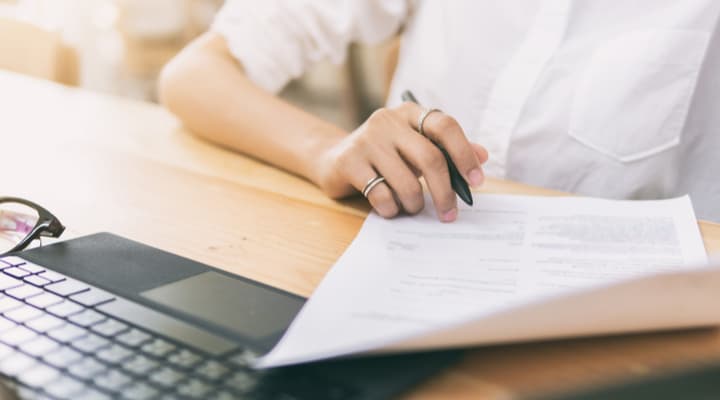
[418,108,442,137]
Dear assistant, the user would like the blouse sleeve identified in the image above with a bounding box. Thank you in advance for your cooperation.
[211,0,410,93]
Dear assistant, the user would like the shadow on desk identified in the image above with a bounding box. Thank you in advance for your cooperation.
[473,327,720,400]
[535,359,720,400]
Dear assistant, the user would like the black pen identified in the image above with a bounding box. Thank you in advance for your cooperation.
[401,90,474,206]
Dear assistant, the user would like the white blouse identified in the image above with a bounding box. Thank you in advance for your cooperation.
[212,0,720,221]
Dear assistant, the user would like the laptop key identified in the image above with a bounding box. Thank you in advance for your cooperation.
[0,297,22,315]
[115,328,151,347]
[0,342,13,357]
[71,289,115,307]
[17,363,61,387]
[18,262,44,274]
[67,358,107,380]
[91,319,128,337]
[71,332,110,353]
[141,338,176,357]
[0,256,27,267]
[149,367,186,387]
[19,335,58,356]
[47,323,87,343]
[167,349,203,369]
[0,317,14,332]
[3,267,30,278]
[46,300,84,317]
[123,355,160,376]
[0,274,23,290]
[44,376,86,399]
[96,344,133,364]
[0,325,38,346]
[196,360,229,381]
[25,314,64,333]
[5,284,44,300]
[14,386,42,400]
[0,352,36,376]
[68,309,106,327]
[23,274,51,287]
[37,270,65,283]
[177,379,212,398]
[74,388,112,400]
[46,279,89,297]
[43,346,84,368]
[123,382,159,400]
[223,371,259,393]
[4,304,44,323]
[93,370,132,393]
[25,292,63,308]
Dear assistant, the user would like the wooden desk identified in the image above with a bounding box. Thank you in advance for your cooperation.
[2,71,720,399]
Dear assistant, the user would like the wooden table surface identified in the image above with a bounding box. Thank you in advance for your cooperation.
[2,71,720,399]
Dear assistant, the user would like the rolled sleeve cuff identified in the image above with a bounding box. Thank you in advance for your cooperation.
[211,9,300,93]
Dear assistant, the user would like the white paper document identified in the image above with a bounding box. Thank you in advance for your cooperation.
[256,194,713,368]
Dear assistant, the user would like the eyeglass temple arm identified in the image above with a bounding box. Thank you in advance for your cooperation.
[37,219,65,238]
[5,220,62,255]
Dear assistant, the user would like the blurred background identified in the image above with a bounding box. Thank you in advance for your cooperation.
[0,0,398,130]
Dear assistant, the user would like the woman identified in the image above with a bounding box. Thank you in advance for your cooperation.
[159,1,720,222]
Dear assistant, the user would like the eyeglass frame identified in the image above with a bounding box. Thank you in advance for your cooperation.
[0,197,65,255]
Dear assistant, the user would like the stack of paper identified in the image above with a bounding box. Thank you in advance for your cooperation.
[256,194,715,368]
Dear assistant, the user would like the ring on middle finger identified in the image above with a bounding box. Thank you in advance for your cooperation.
[362,175,386,198]
[417,108,442,137]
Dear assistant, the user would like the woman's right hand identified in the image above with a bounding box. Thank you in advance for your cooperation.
[313,102,488,222]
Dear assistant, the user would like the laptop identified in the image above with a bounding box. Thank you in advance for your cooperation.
[0,233,461,399]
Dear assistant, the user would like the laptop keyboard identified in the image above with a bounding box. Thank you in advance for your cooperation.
[0,256,356,400]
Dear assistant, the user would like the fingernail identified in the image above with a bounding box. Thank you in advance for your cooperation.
[441,208,457,222]
[468,168,484,187]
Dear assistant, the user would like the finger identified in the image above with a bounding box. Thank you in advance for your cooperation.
[342,159,401,219]
[394,102,484,188]
[471,142,489,164]
[466,143,488,186]
[368,146,425,214]
[418,112,484,187]
[397,131,458,222]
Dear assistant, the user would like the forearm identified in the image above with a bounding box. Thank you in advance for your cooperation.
[158,33,347,189]
[159,32,488,221]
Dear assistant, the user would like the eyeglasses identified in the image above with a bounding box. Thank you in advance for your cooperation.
[0,197,65,256]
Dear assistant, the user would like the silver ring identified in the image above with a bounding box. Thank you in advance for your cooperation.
[362,175,386,197]
[417,108,441,137]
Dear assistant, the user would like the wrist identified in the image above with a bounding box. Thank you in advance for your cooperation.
[302,130,346,194]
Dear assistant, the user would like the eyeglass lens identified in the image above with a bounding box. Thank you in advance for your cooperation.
[0,202,40,254]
